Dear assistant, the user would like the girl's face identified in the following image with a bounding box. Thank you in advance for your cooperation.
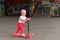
[21,12,26,16]
[21,10,26,16]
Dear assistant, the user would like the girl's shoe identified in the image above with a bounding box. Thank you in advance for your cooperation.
[13,33,20,37]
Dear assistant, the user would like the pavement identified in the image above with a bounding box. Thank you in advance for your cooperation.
[0,16,60,40]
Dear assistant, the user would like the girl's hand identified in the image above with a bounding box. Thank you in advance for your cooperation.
[28,18,31,20]
[26,18,31,21]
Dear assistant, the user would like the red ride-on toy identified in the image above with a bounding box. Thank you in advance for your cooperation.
[26,21,34,39]
[13,21,34,39]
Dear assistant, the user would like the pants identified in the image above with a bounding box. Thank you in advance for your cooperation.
[16,22,24,34]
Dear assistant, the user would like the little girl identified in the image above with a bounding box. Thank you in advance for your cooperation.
[13,9,31,37]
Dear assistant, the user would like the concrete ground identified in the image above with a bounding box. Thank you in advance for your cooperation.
[0,16,60,40]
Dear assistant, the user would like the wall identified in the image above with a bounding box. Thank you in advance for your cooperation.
[5,0,29,5]
[0,0,5,16]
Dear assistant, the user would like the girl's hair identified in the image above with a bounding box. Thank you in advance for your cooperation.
[21,9,26,13]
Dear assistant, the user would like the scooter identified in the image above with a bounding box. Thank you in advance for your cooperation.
[18,21,34,39]
[13,21,34,39]
[26,21,34,39]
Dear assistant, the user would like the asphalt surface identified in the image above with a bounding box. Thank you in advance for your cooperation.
[0,16,60,40]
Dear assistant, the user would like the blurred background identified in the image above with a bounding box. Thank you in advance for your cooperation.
[0,0,60,40]
[0,0,60,17]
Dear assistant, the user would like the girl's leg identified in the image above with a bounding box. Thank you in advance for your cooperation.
[16,28,21,34]
[20,24,24,34]
[13,23,21,36]
[19,23,25,37]
[13,23,25,37]
[16,23,24,34]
